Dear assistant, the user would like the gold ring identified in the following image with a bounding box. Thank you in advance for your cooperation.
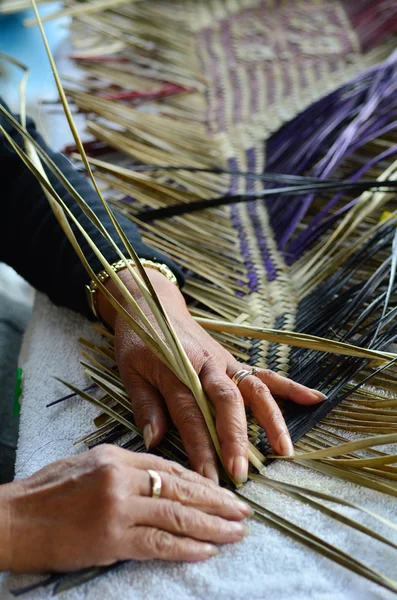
[231,367,260,387]
[147,469,162,498]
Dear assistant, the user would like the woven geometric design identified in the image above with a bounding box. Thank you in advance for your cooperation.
[61,0,397,454]
[6,3,397,597]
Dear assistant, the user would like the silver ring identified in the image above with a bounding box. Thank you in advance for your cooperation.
[147,469,162,498]
[231,367,260,387]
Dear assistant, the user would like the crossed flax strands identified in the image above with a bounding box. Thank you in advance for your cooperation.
[60,0,397,449]
[5,0,397,595]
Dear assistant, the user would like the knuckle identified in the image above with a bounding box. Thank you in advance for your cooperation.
[163,501,187,532]
[133,397,154,412]
[172,479,196,504]
[247,378,267,397]
[176,403,200,428]
[286,378,300,396]
[133,398,160,423]
[90,444,120,470]
[261,369,277,381]
[172,503,188,532]
[246,378,275,406]
[150,530,174,555]
[88,446,124,505]
[222,414,247,441]
[231,431,248,446]
[214,384,241,406]
[168,461,185,475]
[267,411,286,430]
[200,347,213,362]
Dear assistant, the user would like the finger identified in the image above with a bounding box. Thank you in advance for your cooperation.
[109,449,244,499]
[237,375,294,456]
[134,469,252,519]
[101,448,220,491]
[201,364,248,484]
[163,463,221,491]
[121,369,168,449]
[123,526,219,562]
[242,367,326,405]
[157,371,219,484]
[132,497,249,544]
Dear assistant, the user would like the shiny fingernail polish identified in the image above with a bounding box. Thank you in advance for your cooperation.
[203,462,219,485]
[278,432,294,457]
[233,456,248,484]
[143,424,153,450]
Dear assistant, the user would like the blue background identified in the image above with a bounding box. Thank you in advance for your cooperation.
[0,3,68,107]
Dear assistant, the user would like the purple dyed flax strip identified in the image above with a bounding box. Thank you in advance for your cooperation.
[246,147,277,282]
[228,157,259,295]
[265,49,397,254]
[288,144,397,258]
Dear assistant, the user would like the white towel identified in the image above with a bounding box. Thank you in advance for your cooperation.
[1,293,396,600]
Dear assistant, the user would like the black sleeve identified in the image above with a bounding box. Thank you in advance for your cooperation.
[0,99,184,319]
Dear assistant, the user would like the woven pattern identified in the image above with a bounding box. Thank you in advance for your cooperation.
[62,0,397,454]
[6,3,397,596]
[180,0,396,378]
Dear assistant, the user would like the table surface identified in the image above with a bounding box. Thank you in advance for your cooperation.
[0,294,396,600]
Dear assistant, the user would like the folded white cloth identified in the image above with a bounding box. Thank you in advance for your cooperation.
[1,293,396,600]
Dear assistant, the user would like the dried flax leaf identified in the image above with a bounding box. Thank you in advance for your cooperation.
[0,0,49,13]
[1,123,176,371]
[11,36,181,362]
[195,318,397,364]
[56,378,138,435]
[86,374,132,413]
[6,0,229,480]
[0,108,176,365]
[283,433,397,460]
[51,355,397,594]
[30,11,224,465]
[296,459,397,498]
[240,493,397,595]
[7,2,397,595]
[24,0,134,27]
[250,474,397,550]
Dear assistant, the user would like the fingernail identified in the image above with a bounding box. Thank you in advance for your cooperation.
[203,463,219,485]
[278,432,294,457]
[311,389,327,401]
[233,456,248,484]
[223,490,254,515]
[230,522,251,537]
[242,525,251,537]
[143,424,153,450]
[235,500,254,516]
[204,544,219,557]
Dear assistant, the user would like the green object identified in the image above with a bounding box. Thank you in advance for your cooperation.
[13,367,23,417]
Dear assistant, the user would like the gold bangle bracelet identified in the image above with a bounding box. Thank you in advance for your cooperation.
[85,258,178,319]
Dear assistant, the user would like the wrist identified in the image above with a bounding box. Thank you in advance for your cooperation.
[97,266,184,329]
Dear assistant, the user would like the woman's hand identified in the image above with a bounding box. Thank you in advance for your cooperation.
[1,445,251,573]
[98,269,325,485]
